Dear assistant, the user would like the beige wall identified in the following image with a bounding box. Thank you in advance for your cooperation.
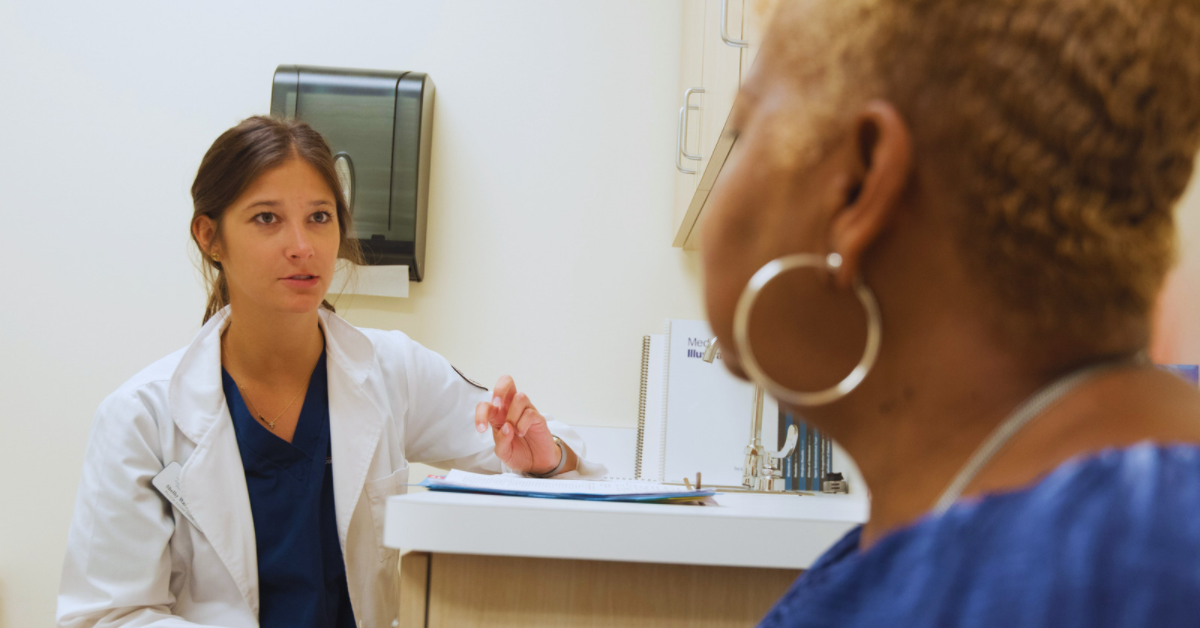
[0,2,703,626]
[1153,160,1200,364]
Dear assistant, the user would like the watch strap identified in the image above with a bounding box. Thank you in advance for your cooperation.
[528,435,567,478]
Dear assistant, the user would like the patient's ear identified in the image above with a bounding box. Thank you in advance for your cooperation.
[827,100,913,287]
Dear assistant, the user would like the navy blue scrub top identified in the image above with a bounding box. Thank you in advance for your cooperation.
[222,351,355,628]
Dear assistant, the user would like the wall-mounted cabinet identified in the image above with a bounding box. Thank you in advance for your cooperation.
[671,0,768,250]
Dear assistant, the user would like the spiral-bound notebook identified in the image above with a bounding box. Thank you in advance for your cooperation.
[635,334,668,480]
[634,321,756,486]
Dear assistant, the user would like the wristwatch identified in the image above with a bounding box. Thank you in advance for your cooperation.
[528,436,567,478]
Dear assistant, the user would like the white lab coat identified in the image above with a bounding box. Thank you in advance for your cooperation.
[57,306,601,627]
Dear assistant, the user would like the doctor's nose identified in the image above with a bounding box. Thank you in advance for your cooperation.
[284,224,315,259]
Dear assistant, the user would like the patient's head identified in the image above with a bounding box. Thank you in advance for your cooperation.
[702,0,1200,404]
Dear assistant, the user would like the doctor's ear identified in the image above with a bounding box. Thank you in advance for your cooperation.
[827,100,913,287]
[192,215,221,260]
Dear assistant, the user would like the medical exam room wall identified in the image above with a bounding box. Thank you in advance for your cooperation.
[1153,173,1200,364]
[0,2,703,625]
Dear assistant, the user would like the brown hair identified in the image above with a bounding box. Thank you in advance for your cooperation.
[190,116,363,324]
[761,0,1200,347]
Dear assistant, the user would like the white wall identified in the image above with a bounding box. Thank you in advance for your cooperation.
[0,2,706,625]
[1152,163,1200,363]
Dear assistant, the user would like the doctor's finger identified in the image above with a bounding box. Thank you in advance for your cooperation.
[475,401,493,434]
[490,376,518,429]
[506,392,536,428]
[493,418,516,461]
[515,406,545,438]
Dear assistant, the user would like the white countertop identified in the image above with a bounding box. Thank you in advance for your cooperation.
[384,490,868,570]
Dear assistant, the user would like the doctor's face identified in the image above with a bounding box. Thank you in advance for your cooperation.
[210,157,342,316]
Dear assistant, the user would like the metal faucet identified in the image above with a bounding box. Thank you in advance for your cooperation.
[702,338,799,491]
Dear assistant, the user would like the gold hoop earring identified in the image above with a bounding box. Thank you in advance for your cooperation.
[732,252,882,406]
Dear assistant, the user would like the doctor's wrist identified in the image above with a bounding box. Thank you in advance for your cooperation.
[528,436,572,477]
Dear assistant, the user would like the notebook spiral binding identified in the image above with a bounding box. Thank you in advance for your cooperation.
[634,335,651,479]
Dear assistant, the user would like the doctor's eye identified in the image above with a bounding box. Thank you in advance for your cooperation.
[253,212,278,225]
[310,211,333,224]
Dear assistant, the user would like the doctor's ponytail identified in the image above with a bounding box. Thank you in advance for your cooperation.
[190,116,363,324]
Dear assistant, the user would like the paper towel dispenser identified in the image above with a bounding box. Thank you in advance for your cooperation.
[271,65,435,281]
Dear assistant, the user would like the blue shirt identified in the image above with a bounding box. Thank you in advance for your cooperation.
[222,352,355,628]
[759,443,1200,628]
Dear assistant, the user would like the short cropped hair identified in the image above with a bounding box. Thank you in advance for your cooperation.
[763,0,1200,346]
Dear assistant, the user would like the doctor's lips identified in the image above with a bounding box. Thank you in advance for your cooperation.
[281,273,320,288]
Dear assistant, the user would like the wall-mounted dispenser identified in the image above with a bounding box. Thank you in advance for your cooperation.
[271,65,435,281]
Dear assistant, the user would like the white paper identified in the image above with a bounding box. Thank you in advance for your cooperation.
[661,319,755,486]
[441,470,694,496]
[328,260,409,298]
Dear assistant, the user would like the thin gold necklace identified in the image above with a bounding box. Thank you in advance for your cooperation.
[238,380,308,431]
[221,328,312,431]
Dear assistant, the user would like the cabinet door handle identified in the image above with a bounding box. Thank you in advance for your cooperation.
[721,0,749,48]
[676,87,705,174]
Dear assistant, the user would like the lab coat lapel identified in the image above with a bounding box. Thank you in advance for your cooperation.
[320,310,383,547]
[167,308,260,617]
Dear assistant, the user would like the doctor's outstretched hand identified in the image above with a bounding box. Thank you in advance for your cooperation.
[474,376,576,476]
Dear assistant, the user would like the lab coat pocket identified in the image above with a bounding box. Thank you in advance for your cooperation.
[365,461,409,562]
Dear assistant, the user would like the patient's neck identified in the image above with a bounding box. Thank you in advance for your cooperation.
[818,309,1174,549]
[808,319,1076,550]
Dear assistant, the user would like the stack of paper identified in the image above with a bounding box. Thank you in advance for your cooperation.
[420,470,715,503]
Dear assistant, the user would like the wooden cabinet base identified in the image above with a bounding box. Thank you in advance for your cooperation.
[398,552,800,628]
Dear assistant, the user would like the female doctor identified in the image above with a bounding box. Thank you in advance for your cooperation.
[57,116,602,628]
